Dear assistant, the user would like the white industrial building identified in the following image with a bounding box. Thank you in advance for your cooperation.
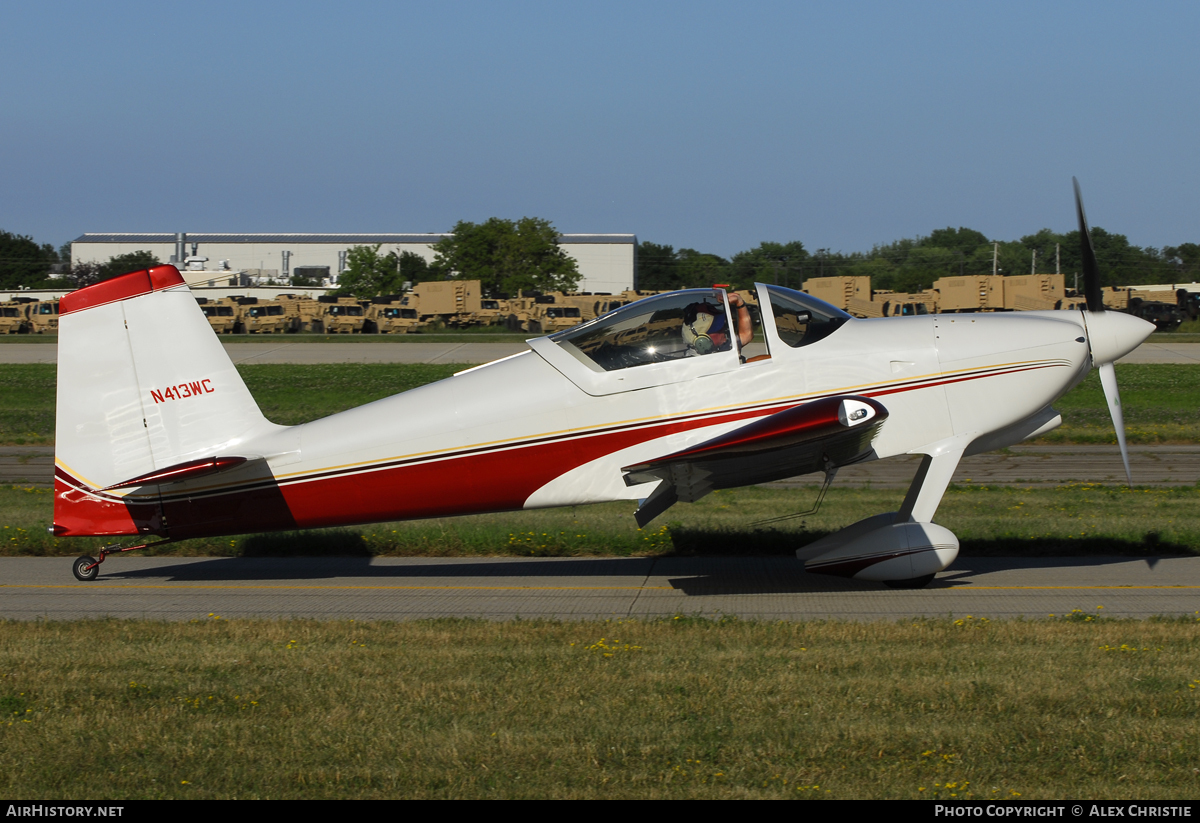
[71,233,637,294]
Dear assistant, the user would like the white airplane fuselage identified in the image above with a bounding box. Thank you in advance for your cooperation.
[257,310,1091,528]
[52,272,1149,584]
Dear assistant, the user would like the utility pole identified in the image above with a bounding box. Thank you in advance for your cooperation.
[993,242,999,276]
[1031,249,1037,274]
[1056,244,1060,275]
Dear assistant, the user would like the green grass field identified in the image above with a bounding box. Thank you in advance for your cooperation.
[2,617,1198,799]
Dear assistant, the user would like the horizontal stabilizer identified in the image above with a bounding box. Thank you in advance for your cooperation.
[101,456,250,491]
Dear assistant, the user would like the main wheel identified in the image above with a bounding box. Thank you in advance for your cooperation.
[883,573,935,590]
[72,555,99,582]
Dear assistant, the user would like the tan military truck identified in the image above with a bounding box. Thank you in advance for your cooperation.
[275,294,323,332]
[502,293,585,334]
[0,301,28,334]
[366,295,424,334]
[238,297,292,334]
[196,298,244,333]
[316,296,369,333]
[1099,287,1131,311]
[1128,286,1181,306]
[802,276,872,311]
[406,279,483,327]
[23,299,60,334]
[471,297,509,327]
[847,290,938,318]
[1003,274,1065,311]
[931,275,1005,312]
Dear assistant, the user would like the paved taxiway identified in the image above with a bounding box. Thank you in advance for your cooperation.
[3,555,1198,621]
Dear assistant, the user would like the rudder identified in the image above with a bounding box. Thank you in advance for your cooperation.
[54,265,286,536]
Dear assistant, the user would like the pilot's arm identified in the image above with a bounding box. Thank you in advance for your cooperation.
[728,292,753,348]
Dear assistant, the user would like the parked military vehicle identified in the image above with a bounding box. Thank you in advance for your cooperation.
[802,276,871,312]
[1176,288,1200,321]
[316,296,369,333]
[932,275,1004,312]
[1128,299,1183,331]
[1001,274,1066,311]
[195,298,243,334]
[406,280,484,327]
[275,294,324,332]
[502,293,586,334]
[23,299,60,334]
[238,297,294,334]
[367,295,424,334]
[846,290,937,318]
[0,302,28,334]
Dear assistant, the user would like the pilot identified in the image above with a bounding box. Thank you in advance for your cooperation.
[682,293,753,356]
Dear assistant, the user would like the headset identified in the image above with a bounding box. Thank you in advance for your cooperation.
[682,302,725,354]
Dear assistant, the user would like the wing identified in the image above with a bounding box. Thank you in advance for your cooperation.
[621,395,887,527]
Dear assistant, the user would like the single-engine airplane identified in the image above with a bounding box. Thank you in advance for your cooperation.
[56,182,1153,586]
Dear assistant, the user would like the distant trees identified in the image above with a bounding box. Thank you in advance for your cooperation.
[728,242,808,290]
[398,250,430,285]
[430,218,579,297]
[100,251,161,281]
[635,241,808,291]
[777,224,1188,292]
[635,243,731,291]
[0,230,59,289]
[64,262,104,289]
[336,244,403,299]
[1165,243,1200,281]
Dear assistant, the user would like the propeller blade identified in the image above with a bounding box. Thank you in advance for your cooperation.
[1073,177,1104,313]
[1098,361,1133,486]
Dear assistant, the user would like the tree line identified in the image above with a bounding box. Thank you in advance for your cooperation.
[637,229,1200,294]
[5,221,1200,296]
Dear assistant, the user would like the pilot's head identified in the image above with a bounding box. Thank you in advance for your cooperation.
[682,302,727,354]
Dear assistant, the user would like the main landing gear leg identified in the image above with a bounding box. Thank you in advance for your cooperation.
[71,538,178,582]
[880,436,970,589]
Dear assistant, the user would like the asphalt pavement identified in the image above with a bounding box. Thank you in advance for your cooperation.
[3,555,1198,621]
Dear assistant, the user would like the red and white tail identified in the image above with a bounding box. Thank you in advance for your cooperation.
[54,265,285,537]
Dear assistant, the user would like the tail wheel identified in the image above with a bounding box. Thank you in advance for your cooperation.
[72,556,99,582]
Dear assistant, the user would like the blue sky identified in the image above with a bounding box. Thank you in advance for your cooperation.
[3,0,1198,258]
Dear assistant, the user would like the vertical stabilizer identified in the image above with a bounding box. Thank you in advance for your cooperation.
[54,265,284,536]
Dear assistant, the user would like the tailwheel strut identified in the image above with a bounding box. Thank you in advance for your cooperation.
[71,538,177,582]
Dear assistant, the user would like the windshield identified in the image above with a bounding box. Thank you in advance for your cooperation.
[762,285,849,348]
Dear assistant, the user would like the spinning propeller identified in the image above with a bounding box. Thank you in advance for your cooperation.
[1073,178,1147,486]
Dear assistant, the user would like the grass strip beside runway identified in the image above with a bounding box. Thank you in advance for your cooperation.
[4,482,1200,558]
[1,617,1197,799]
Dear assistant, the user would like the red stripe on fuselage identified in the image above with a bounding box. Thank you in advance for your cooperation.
[279,403,774,528]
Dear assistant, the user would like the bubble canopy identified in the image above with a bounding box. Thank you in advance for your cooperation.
[526,284,851,396]
[551,288,733,372]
